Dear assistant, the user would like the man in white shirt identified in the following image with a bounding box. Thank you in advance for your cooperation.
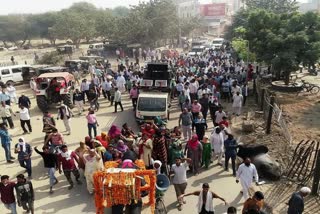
[114,88,123,113]
[236,158,259,200]
[210,128,225,166]
[170,156,191,211]
[116,74,126,93]
[80,79,90,104]
[231,81,242,97]
[102,79,112,101]
[232,92,243,116]
[214,107,227,125]
[19,105,32,134]
[7,84,18,104]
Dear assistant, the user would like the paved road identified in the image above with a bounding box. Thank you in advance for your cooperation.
[0,83,243,214]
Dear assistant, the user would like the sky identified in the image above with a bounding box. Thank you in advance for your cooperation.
[0,0,309,15]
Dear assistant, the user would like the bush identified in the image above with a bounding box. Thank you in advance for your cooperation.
[38,51,63,65]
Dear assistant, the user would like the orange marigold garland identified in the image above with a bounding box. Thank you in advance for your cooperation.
[94,161,157,214]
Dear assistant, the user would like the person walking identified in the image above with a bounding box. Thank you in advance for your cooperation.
[0,123,14,163]
[18,94,31,109]
[241,83,248,106]
[130,85,139,111]
[287,187,311,214]
[201,136,211,169]
[193,114,207,141]
[114,87,124,113]
[86,108,99,139]
[242,191,264,214]
[210,128,224,166]
[82,149,103,194]
[57,145,82,190]
[224,134,238,176]
[0,175,17,214]
[19,105,32,134]
[7,83,18,104]
[102,78,112,101]
[42,111,56,141]
[15,174,34,214]
[14,137,32,178]
[179,108,193,141]
[80,79,90,103]
[0,86,11,106]
[169,156,191,211]
[232,91,243,116]
[236,158,259,200]
[57,104,73,135]
[184,134,203,175]
[137,133,153,168]
[179,183,227,214]
[0,101,16,129]
[35,146,58,193]
[73,88,85,115]
[214,107,227,126]
[44,128,64,152]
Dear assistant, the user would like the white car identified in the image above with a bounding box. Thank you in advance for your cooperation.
[188,46,205,57]
[212,38,224,50]
[8,46,18,51]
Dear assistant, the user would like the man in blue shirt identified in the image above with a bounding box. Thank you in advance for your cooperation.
[224,134,238,176]
[0,123,14,163]
[287,187,311,214]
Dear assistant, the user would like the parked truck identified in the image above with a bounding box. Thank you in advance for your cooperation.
[135,62,172,124]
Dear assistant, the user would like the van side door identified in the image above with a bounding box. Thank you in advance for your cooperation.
[12,67,23,82]
[0,68,12,84]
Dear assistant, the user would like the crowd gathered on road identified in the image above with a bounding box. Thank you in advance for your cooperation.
[0,47,311,214]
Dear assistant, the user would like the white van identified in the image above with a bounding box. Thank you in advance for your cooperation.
[0,65,30,84]
[212,38,224,49]
[89,43,104,50]
[136,92,170,124]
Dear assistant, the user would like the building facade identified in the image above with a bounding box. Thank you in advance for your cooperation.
[175,0,200,18]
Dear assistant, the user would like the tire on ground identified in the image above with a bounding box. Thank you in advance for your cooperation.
[62,94,74,109]
[36,95,49,112]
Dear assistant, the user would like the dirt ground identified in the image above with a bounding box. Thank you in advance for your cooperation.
[1,43,320,213]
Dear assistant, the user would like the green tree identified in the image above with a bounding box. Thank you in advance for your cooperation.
[51,11,96,48]
[112,6,130,17]
[0,15,33,47]
[244,0,298,13]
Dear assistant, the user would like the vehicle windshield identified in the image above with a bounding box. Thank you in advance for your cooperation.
[191,48,203,53]
[138,97,166,112]
[212,40,223,44]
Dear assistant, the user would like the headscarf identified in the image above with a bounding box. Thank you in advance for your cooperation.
[117,140,128,153]
[96,136,108,148]
[188,134,199,150]
[108,125,121,139]
[101,132,107,139]
[153,160,162,175]
[18,137,26,152]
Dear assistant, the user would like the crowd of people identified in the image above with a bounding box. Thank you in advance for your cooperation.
[0,46,312,214]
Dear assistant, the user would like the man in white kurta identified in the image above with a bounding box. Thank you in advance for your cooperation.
[116,74,126,93]
[236,158,259,200]
[210,128,224,165]
[232,92,243,116]
[83,149,103,194]
[7,84,18,104]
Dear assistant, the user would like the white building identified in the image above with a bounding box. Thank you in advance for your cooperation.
[299,0,320,13]
[175,0,200,18]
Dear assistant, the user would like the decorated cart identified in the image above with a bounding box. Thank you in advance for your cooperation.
[93,160,156,214]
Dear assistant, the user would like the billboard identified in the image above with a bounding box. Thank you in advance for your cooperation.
[200,3,226,17]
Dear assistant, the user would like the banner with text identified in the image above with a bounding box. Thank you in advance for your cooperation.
[200,3,226,17]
